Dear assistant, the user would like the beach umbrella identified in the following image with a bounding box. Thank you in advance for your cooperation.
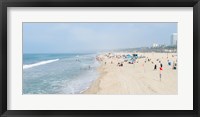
[127,54,132,57]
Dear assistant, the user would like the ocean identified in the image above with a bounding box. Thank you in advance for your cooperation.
[23,53,100,94]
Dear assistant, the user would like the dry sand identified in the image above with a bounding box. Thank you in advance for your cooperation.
[84,52,177,95]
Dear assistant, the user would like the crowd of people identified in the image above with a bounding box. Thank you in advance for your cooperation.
[96,52,177,71]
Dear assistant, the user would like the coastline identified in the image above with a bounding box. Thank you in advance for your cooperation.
[83,64,106,94]
[83,52,178,95]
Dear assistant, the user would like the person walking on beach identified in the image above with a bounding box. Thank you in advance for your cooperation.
[160,63,163,68]
[154,64,157,70]
[173,62,177,70]
[159,67,163,81]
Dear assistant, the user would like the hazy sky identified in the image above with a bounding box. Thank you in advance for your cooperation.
[23,23,177,53]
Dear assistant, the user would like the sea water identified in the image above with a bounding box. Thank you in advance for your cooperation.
[23,53,100,94]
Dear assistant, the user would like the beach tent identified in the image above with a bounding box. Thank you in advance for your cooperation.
[126,54,133,59]
[124,54,133,62]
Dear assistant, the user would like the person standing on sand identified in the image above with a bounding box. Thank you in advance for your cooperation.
[160,63,163,68]
[154,64,157,70]
[159,67,163,81]
[121,63,123,67]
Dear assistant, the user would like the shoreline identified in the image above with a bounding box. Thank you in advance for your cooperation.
[83,52,178,95]
[83,64,106,94]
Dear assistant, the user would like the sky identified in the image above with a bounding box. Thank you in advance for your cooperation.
[23,22,177,53]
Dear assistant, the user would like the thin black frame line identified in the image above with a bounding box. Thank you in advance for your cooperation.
[2,3,198,7]
[0,2,2,114]
[1,1,8,116]
[23,22,179,23]
[1,1,198,7]
[0,0,199,117]
[193,2,199,114]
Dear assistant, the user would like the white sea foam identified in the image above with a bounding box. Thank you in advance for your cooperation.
[23,54,100,94]
[23,59,59,69]
[60,69,100,94]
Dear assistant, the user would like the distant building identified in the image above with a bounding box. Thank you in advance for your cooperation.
[171,33,177,46]
[152,43,159,48]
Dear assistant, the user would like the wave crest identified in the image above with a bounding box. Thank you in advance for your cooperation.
[23,59,59,69]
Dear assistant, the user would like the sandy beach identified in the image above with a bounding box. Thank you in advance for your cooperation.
[84,52,177,95]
